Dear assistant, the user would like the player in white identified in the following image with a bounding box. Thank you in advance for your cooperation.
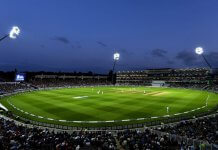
[166,106,169,114]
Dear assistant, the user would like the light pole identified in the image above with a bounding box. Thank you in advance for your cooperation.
[195,47,212,69]
[195,47,213,88]
[0,26,20,42]
[112,52,120,84]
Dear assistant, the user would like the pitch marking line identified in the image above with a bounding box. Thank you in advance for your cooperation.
[59,120,67,122]
[143,91,160,96]
[122,119,130,122]
[105,120,115,123]
[0,103,8,111]
[73,96,88,99]
[89,121,98,123]
[30,114,36,117]
[151,116,158,119]
[152,92,169,96]
[137,118,145,120]
[73,121,82,123]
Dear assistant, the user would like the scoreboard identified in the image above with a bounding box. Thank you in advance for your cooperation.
[15,73,26,82]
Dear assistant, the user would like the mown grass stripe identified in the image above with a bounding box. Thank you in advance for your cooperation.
[2,86,217,125]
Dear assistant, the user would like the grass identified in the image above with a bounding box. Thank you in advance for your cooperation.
[1,86,218,127]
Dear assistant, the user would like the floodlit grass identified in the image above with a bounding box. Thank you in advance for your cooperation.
[1,86,218,127]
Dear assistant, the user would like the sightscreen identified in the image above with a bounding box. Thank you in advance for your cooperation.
[15,73,26,82]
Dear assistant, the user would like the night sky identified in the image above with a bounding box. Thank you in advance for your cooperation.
[0,0,218,73]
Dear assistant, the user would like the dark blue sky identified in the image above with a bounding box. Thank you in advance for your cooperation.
[0,0,218,73]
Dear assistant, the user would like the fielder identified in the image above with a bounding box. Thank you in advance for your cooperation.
[166,106,169,114]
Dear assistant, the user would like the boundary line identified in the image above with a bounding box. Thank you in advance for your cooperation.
[6,94,211,123]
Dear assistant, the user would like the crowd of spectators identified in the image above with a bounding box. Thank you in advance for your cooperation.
[0,80,213,93]
[116,68,209,86]
[0,83,30,94]
[209,84,218,92]
[0,78,109,94]
[0,118,117,150]
[30,78,109,88]
[155,115,218,145]
[3,115,215,150]
[169,83,208,89]
[1,115,218,150]
[117,129,180,149]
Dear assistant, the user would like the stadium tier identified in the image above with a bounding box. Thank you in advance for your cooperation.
[116,68,214,89]
[0,116,218,149]
[0,117,117,149]
[30,74,109,88]
[154,115,218,145]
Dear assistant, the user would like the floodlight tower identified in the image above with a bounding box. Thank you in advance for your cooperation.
[111,52,120,84]
[195,46,214,101]
[0,26,20,42]
[195,47,212,69]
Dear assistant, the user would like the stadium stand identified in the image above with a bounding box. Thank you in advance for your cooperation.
[116,68,211,89]
[2,115,217,150]
[30,74,109,88]
[155,115,218,145]
[0,117,117,150]
[0,82,30,94]
[0,68,215,90]
[117,129,182,149]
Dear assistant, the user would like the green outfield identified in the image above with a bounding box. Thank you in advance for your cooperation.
[1,86,218,127]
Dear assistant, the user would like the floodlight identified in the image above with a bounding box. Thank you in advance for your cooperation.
[195,47,204,55]
[114,52,120,61]
[195,46,212,69]
[9,26,20,39]
[112,52,120,84]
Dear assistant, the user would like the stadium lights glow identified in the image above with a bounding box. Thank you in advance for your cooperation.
[114,52,120,61]
[0,26,21,42]
[195,46,212,69]
[112,52,120,84]
[195,47,204,55]
[9,26,20,39]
